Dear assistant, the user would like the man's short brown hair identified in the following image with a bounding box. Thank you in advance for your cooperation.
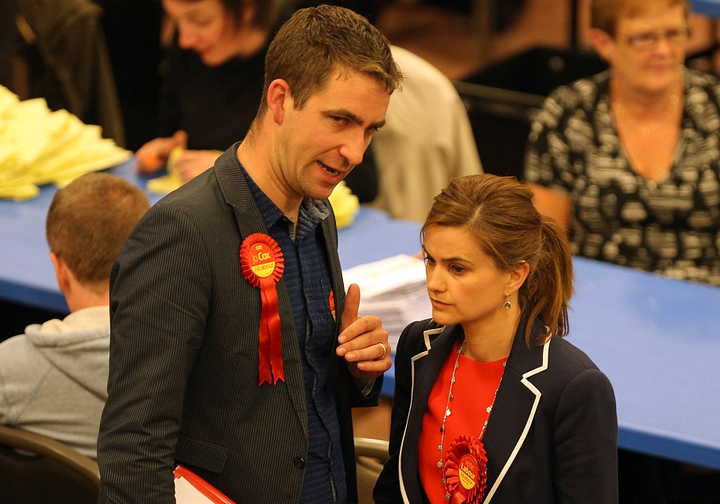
[258,5,402,114]
[46,173,149,291]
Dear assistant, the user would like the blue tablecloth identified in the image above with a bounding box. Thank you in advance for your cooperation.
[692,0,720,16]
[2,160,720,470]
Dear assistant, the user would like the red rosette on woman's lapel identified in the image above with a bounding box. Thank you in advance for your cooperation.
[444,435,489,504]
[239,233,285,385]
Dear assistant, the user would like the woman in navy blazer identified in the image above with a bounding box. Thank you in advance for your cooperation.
[374,174,618,504]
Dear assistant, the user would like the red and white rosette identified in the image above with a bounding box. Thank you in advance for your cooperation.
[240,233,285,385]
[445,435,489,504]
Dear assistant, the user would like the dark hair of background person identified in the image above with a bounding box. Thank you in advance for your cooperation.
[215,0,285,29]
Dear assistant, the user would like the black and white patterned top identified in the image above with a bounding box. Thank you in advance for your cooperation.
[524,68,720,287]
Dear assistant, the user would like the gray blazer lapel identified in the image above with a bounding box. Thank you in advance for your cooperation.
[214,146,308,435]
[320,203,346,386]
[320,211,343,338]
[483,320,551,503]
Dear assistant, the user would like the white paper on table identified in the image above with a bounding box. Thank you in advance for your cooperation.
[342,254,432,352]
[342,254,427,298]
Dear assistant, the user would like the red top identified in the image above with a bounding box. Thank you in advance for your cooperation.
[418,341,508,503]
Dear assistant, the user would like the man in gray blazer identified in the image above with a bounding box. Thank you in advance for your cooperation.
[96,6,403,504]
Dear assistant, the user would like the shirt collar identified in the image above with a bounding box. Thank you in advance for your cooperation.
[237,161,331,233]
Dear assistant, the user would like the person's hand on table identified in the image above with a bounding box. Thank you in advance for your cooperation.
[174,149,223,183]
[336,283,391,381]
[135,130,188,174]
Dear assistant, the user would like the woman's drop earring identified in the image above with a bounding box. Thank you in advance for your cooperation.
[504,294,512,310]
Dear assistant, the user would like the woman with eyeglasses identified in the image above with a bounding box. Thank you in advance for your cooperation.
[524,0,720,288]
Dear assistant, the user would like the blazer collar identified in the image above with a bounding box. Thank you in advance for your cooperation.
[214,143,260,220]
[406,326,459,417]
[483,318,551,503]
[399,324,459,504]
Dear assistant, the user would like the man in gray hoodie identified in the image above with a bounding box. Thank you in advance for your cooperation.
[0,172,148,459]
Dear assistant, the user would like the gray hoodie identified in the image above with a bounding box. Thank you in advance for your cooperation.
[0,306,109,458]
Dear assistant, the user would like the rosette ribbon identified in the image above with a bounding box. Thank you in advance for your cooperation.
[444,435,489,504]
[240,233,285,385]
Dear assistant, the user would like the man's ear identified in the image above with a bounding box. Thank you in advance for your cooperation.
[50,252,70,294]
[589,28,614,63]
[267,78,292,125]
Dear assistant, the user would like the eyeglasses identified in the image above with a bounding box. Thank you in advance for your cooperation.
[613,27,690,50]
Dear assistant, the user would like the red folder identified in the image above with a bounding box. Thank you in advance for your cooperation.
[174,464,237,504]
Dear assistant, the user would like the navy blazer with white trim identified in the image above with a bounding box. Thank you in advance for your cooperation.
[374,316,618,504]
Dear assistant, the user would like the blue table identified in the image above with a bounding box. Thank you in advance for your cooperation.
[2,162,720,471]
[0,159,421,312]
[569,259,720,471]
[380,257,720,471]
[0,160,159,312]
[692,0,720,16]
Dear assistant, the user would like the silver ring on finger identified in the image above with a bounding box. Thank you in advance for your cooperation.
[375,342,388,360]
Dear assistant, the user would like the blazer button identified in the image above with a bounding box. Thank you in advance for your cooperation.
[293,456,306,469]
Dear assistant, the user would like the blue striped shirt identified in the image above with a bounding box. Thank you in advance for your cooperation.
[240,164,346,504]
